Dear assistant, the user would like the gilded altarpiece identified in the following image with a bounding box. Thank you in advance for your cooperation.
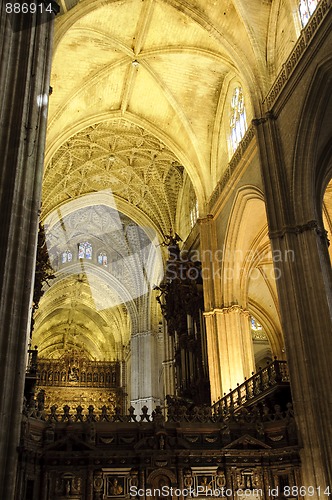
[35,350,125,414]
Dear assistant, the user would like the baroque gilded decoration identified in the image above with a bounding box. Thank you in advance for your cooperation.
[34,350,124,416]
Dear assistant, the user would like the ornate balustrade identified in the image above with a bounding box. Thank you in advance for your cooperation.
[208,125,255,211]
[23,387,292,427]
[212,360,289,416]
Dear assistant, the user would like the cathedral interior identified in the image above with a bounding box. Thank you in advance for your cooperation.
[1,1,332,499]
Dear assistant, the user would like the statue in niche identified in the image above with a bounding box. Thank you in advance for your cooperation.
[68,366,79,382]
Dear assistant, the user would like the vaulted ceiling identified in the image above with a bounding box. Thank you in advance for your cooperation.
[36,0,300,360]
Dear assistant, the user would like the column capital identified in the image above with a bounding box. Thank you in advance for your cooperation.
[269,219,329,245]
[131,330,153,339]
[203,305,250,317]
[252,111,277,128]
[197,214,214,224]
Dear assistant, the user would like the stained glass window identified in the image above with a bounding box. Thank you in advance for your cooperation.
[229,87,247,153]
[98,251,108,266]
[299,0,320,27]
[251,317,263,331]
[78,242,92,259]
[62,249,72,264]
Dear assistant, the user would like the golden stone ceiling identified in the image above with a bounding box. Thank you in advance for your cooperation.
[34,205,163,360]
[45,0,274,202]
[43,120,184,235]
[36,0,297,361]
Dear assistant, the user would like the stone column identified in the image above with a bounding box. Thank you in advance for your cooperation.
[254,115,332,494]
[199,215,221,402]
[198,215,220,310]
[0,7,55,499]
[130,331,161,413]
[200,215,255,401]
[204,306,255,400]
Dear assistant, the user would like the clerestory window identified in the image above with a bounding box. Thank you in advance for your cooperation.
[62,249,72,264]
[299,0,320,27]
[98,251,108,266]
[229,87,247,154]
[78,242,92,260]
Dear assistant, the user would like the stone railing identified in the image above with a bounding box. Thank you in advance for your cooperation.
[212,360,289,416]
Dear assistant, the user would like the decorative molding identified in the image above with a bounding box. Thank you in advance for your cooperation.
[197,214,214,224]
[203,305,250,317]
[269,220,330,245]
[208,125,255,211]
[131,330,154,339]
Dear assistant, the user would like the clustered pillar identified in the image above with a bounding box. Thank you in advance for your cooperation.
[254,114,332,495]
[0,7,55,500]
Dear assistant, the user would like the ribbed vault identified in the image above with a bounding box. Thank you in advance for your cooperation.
[43,120,184,236]
[35,0,301,371]
[33,205,163,360]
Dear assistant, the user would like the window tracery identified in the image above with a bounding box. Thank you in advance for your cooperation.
[62,249,72,264]
[98,251,108,266]
[78,242,92,260]
[229,87,247,153]
[299,0,320,26]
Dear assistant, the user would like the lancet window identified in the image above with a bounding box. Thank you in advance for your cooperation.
[78,242,92,260]
[190,199,199,228]
[299,0,320,26]
[229,86,247,153]
[98,251,108,266]
[62,249,72,264]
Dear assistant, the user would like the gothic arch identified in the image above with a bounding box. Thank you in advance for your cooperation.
[293,56,332,222]
[222,185,266,304]
[221,186,283,356]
